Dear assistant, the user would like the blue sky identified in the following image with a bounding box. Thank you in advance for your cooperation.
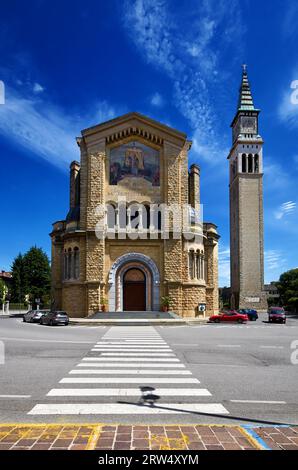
[0,0,297,286]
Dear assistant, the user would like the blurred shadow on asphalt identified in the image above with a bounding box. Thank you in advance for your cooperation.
[117,399,293,426]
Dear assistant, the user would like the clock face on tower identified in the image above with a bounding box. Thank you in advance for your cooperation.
[241,116,257,134]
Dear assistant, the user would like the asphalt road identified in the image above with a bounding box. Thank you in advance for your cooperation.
[0,314,297,425]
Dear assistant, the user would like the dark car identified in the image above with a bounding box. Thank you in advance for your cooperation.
[268,307,286,324]
[237,308,258,321]
[209,310,248,323]
[23,310,48,323]
[40,311,69,326]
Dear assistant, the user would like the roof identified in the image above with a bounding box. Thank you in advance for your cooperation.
[81,111,187,141]
[237,65,258,112]
[0,271,12,278]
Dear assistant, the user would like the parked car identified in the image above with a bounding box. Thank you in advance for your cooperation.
[40,311,69,326]
[268,307,286,324]
[209,310,248,323]
[237,308,258,321]
[23,310,48,323]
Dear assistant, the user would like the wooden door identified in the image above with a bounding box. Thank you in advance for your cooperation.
[123,268,146,311]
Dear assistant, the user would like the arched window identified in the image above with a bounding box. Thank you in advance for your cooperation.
[143,205,150,229]
[64,250,67,280]
[242,154,247,173]
[129,203,140,229]
[67,248,72,279]
[196,251,200,279]
[188,251,194,279]
[248,154,253,173]
[74,247,80,280]
[254,154,259,173]
[106,203,116,230]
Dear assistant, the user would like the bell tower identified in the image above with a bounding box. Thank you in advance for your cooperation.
[228,65,267,310]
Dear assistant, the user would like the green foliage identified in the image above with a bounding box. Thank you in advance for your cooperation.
[11,253,25,303]
[267,296,278,308]
[276,268,298,312]
[161,296,172,307]
[0,279,8,303]
[11,247,51,307]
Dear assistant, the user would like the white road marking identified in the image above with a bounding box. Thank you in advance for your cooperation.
[230,400,286,404]
[47,388,211,397]
[95,342,167,344]
[60,377,200,384]
[68,369,192,375]
[216,344,241,348]
[28,403,229,415]
[76,363,185,368]
[0,337,94,344]
[0,395,31,398]
[27,325,230,419]
[92,348,171,352]
[82,357,180,362]
[260,346,284,349]
[97,352,176,356]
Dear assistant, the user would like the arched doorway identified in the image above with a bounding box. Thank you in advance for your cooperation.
[108,252,160,311]
[123,268,146,311]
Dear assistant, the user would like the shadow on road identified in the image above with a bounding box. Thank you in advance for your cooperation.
[115,386,294,426]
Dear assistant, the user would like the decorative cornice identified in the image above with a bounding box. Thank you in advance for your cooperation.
[106,126,163,146]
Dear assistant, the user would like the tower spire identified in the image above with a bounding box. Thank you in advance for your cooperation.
[237,64,256,111]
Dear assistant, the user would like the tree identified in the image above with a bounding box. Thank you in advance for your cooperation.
[23,247,51,307]
[11,253,25,303]
[0,279,8,305]
[276,268,298,312]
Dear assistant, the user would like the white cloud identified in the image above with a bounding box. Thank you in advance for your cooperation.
[123,0,244,165]
[265,250,287,282]
[274,201,296,220]
[282,1,298,39]
[33,82,45,94]
[150,92,164,107]
[218,246,230,287]
[0,86,118,170]
[263,162,290,189]
[279,85,298,129]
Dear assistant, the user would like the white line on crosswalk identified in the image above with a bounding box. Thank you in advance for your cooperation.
[28,403,228,415]
[230,400,286,404]
[60,378,200,384]
[95,342,168,345]
[68,369,192,375]
[76,363,186,368]
[47,388,211,397]
[27,326,230,419]
[95,342,167,345]
[82,357,180,362]
[92,346,172,352]
[96,353,176,356]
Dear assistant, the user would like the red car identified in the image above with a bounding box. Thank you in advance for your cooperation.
[209,310,248,323]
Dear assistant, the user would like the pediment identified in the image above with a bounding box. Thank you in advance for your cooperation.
[81,112,187,148]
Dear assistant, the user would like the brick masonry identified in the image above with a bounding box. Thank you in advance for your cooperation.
[0,424,269,451]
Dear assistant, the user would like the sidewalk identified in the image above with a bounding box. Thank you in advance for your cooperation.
[2,423,296,450]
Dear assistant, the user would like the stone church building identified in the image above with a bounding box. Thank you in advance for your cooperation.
[50,112,219,317]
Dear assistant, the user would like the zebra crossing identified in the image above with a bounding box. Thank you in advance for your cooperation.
[28,326,229,418]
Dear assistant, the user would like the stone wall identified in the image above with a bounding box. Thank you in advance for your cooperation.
[51,113,220,318]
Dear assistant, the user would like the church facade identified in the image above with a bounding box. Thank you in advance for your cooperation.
[50,113,219,317]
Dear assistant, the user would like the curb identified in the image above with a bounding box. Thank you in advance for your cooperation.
[69,318,209,326]
[241,425,272,450]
